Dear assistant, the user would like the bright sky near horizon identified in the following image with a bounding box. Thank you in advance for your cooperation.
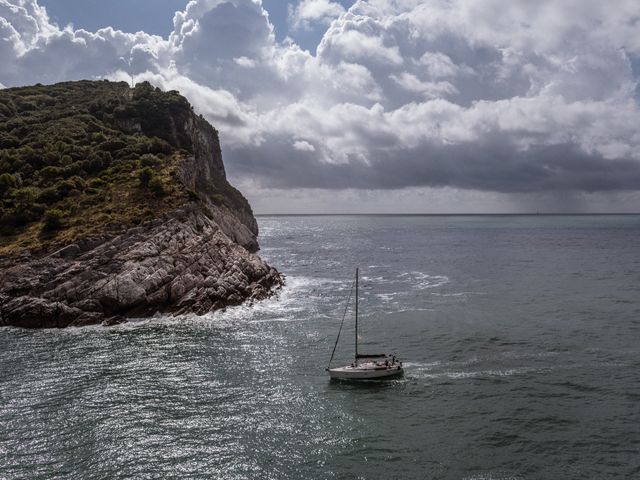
[3,0,640,213]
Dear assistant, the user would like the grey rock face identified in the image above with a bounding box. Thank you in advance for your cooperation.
[0,205,283,328]
[178,111,260,252]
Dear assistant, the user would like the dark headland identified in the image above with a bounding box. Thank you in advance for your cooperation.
[0,80,282,328]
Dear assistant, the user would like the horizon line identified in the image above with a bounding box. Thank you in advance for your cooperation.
[254,212,640,216]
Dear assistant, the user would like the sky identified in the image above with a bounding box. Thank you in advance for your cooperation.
[2,0,640,213]
[37,0,355,51]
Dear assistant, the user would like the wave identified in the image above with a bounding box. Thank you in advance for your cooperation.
[411,366,544,380]
[415,275,449,290]
[397,271,450,289]
[387,307,436,314]
[375,293,397,302]
[429,291,485,297]
[403,361,443,368]
[463,472,525,480]
[361,275,385,282]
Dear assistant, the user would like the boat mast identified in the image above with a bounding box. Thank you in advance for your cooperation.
[355,267,358,364]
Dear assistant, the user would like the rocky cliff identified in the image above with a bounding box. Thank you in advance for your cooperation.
[0,80,282,328]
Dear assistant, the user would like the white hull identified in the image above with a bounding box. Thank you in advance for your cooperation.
[328,363,404,380]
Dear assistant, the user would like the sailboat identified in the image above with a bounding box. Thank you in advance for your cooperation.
[326,268,404,380]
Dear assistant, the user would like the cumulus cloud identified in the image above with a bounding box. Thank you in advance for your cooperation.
[289,0,345,30]
[234,56,257,68]
[390,72,458,99]
[2,0,640,212]
[293,139,316,152]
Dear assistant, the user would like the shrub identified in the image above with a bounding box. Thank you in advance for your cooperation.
[140,154,160,167]
[138,167,154,188]
[36,187,61,205]
[40,165,65,180]
[11,187,39,208]
[97,151,113,163]
[0,132,19,149]
[42,209,65,232]
[0,209,17,232]
[88,178,106,188]
[99,139,127,152]
[149,176,165,196]
[18,146,39,165]
[147,137,172,154]
[86,157,104,173]
[0,172,16,196]
[19,162,34,176]
[63,162,86,178]
[68,176,87,191]
[91,132,107,143]
[211,193,226,205]
[14,99,36,112]
[3,205,42,227]
[53,179,78,197]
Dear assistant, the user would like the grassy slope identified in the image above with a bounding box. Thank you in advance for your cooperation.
[0,81,198,256]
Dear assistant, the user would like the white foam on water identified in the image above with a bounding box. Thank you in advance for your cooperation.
[414,274,449,289]
[387,307,436,314]
[361,275,385,282]
[204,275,350,325]
[500,350,560,360]
[446,369,522,379]
[463,473,524,480]
[396,271,450,289]
[411,366,544,380]
[246,317,301,324]
[376,293,397,302]
[430,291,486,297]
[12,314,203,337]
[404,361,443,369]
[457,356,480,367]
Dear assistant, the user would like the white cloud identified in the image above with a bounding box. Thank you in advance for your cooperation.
[234,56,257,68]
[319,26,403,66]
[417,52,465,79]
[2,0,640,212]
[390,72,458,99]
[293,140,316,152]
[289,0,345,31]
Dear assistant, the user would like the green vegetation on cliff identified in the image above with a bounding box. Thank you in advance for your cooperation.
[0,80,247,256]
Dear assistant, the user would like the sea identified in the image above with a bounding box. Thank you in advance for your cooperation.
[1,215,639,479]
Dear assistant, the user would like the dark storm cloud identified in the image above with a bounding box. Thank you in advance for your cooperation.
[225,136,640,193]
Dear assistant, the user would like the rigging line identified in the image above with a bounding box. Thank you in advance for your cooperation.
[327,277,356,370]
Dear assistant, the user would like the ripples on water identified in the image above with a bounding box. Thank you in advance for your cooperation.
[1,215,640,479]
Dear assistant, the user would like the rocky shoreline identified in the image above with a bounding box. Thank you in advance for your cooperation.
[0,204,283,328]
